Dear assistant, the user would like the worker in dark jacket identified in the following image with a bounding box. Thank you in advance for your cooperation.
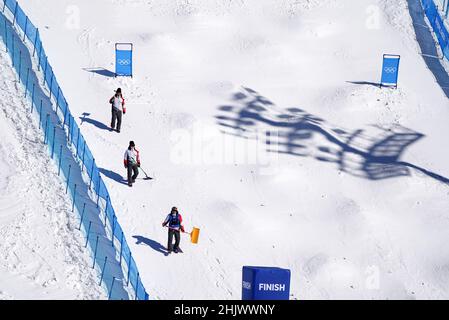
[162,207,185,253]
[123,141,140,187]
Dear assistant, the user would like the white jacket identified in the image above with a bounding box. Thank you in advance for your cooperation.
[124,148,140,166]
[110,95,125,112]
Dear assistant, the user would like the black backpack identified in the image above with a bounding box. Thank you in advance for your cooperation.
[169,213,180,227]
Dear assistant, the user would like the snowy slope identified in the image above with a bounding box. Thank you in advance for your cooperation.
[0,44,106,299]
[17,0,449,299]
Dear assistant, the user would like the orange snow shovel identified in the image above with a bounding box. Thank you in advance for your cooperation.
[166,226,200,244]
[183,227,200,244]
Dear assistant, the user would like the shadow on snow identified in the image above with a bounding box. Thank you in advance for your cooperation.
[83,67,116,78]
[132,236,169,256]
[215,87,449,185]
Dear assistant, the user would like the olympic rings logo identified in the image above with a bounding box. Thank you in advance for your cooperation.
[384,67,397,74]
[117,59,131,65]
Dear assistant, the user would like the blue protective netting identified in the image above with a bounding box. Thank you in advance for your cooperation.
[422,0,449,60]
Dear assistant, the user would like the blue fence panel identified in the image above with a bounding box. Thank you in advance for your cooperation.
[434,13,449,58]
[128,259,138,289]
[136,281,143,300]
[122,241,132,266]
[15,4,26,30]
[4,0,16,13]
[98,179,109,201]
[44,63,53,85]
[51,77,60,101]
[36,38,45,58]
[77,136,86,161]
[51,77,59,100]
[36,39,46,66]
[91,166,101,193]
[55,87,64,112]
[106,202,114,224]
[24,18,37,43]
[84,147,95,175]
[105,201,114,227]
[423,0,438,21]
[59,94,68,116]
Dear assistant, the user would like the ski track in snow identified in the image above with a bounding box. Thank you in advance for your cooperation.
[0,44,106,299]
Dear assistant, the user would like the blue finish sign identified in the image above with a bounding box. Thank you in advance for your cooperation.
[242,266,291,300]
[380,54,400,88]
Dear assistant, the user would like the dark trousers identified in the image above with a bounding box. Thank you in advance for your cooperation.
[167,229,181,252]
[127,164,139,185]
[111,108,122,132]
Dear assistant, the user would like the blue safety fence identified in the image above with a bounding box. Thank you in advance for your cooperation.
[422,0,449,60]
[1,1,149,300]
[434,0,449,19]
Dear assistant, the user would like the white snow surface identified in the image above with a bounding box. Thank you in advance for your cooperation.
[9,0,449,299]
[0,43,106,299]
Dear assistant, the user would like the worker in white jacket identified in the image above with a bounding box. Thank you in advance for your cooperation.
[124,141,140,187]
[109,87,126,133]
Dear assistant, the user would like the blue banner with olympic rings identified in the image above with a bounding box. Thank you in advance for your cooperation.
[380,54,400,88]
[115,43,133,77]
